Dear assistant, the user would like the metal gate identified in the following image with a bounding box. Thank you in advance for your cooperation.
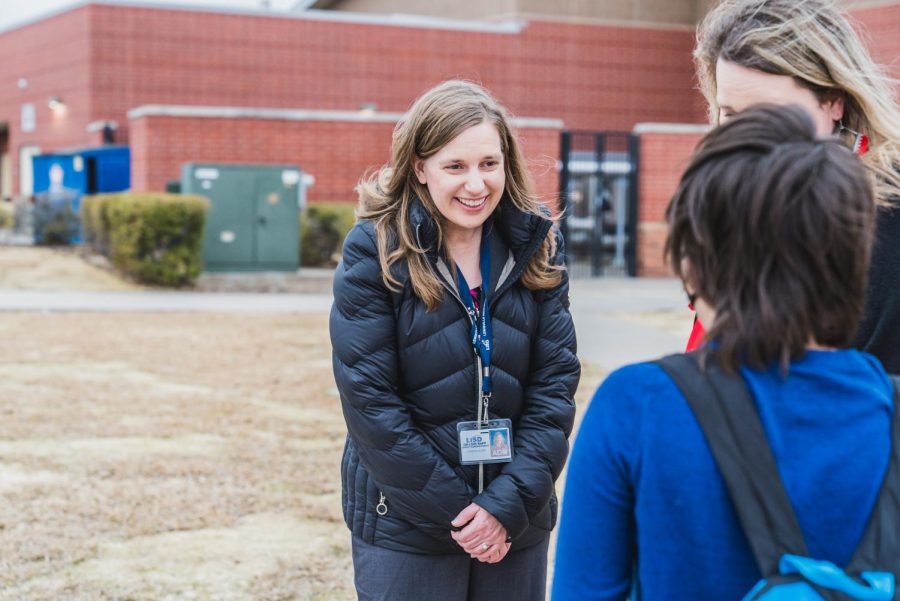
[558,131,639,278]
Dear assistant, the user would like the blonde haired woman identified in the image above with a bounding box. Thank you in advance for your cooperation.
[687,0,900,372]
[330,80,579,600]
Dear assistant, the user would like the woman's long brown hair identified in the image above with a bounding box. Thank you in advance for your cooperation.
[356,80,561,310]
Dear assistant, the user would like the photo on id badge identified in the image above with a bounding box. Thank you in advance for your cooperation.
[490,429,509,458]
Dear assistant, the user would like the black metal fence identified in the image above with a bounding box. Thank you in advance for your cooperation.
[558,131,639,278]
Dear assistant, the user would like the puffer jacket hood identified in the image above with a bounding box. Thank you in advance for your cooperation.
[330,197,580,554]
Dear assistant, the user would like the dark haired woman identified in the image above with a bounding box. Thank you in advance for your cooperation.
[685,0,900,373]
[331,80,579,600]
[552,105,896,600]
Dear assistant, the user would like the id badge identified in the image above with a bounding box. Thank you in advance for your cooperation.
[457,419,514,465]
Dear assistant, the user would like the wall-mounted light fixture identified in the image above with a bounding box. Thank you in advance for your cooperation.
[48,96,67,115]
[358,102,378,117]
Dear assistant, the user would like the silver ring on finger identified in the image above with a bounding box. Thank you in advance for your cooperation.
[481,542,489,551]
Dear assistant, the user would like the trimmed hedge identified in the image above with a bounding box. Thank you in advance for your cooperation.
[82,193,209,287]
[0,204,13,230]
[81,194,112,254]
[300,201,356,267]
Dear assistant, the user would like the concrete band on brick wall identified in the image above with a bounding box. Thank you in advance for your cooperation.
[510,12,696,31]
[87,120,118,132]
[633,123,710,135]
[127,105,564,130]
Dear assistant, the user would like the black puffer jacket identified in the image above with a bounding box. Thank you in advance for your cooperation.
[330,199,580,554]
[854,205,900,374]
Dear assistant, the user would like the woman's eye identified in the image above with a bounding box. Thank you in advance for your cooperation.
[482,161,499,168]
[446,164,464,171]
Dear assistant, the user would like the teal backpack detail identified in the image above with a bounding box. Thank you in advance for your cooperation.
[657,354,900,601]
[743,555,895,600]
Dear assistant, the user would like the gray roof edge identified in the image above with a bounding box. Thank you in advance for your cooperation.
[84,0,525,33]
[0,1,91,36]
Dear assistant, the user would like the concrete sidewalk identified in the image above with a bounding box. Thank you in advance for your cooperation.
[0,276,691,372]
[569,277,691,372]
[0,291,333,313]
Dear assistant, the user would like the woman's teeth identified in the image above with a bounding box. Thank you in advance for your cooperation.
[457,197,486,207]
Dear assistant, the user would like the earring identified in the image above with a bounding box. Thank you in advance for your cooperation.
[684,287,698,310]
[839,120,869,155]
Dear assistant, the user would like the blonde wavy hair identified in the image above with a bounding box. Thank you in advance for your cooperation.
[356,80,561,310]
[695,0,900,206]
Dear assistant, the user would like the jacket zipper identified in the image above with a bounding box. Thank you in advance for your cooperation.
[413,220,551,493]
[416,224,490,494]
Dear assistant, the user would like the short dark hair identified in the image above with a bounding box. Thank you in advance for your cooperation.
[665,104,876,372]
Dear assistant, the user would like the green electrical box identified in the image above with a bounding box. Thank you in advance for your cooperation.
[181,163,302,272]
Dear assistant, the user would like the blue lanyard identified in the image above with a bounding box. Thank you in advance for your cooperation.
[456,238,492,397]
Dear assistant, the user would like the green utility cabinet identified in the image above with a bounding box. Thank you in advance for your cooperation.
[181,164,302,271]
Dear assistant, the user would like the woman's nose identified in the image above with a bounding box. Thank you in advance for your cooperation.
[464,172,486,195]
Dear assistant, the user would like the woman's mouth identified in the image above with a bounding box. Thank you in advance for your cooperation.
[455,196,488,210]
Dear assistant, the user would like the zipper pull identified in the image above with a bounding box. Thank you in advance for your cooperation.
[376,492,388,516]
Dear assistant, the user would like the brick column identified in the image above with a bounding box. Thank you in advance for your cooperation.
[633,123,708,276]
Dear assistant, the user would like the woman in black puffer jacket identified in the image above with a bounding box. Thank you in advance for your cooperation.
[330,80,580,601]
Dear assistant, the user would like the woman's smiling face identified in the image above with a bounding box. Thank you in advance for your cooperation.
[414,121,506,238]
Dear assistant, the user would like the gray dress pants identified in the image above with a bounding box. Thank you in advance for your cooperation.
[351,534,551,601]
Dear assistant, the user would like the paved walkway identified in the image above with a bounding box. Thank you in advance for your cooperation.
[0,276,691,372]
[569,277,689,372]
[0,291,333,313]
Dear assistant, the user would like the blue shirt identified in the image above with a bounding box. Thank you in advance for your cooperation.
[552,349,894,601]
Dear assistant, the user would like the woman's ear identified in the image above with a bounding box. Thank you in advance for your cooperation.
[680,257,695,289]
[826,92,845,123]
[413,159,427,185]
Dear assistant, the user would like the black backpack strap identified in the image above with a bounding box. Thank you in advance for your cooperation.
[656,352,809,577]
[846,375,900,575]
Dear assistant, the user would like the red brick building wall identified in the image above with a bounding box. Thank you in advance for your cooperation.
[853,2,900,77]
[86,5,703,133]
[130,116,396,202]
[634,126,705,276]
[130,112,561,204]
[1,3,706,195]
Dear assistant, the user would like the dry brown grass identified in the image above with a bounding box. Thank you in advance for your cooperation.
[0,309,606,600]
[0,313,348,600]
[0,247,141,292]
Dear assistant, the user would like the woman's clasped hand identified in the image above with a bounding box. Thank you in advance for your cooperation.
[451,503,511,563]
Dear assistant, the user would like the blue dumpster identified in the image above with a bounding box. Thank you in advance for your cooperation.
[31,146,130,243]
